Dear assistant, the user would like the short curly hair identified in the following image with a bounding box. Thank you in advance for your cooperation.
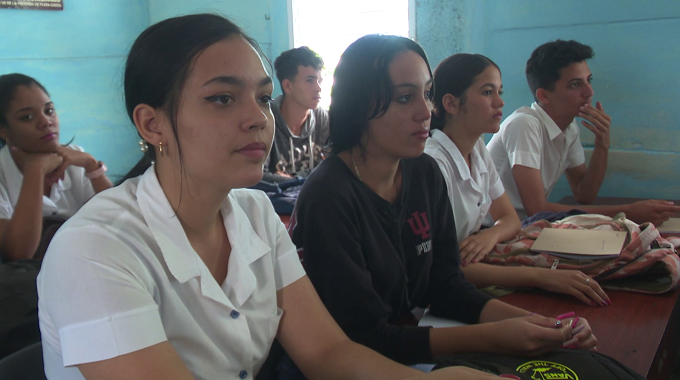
[274,46,324,90]
[525,40,594,101]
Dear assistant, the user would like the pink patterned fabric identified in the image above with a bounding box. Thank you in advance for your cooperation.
[482,214,680,294]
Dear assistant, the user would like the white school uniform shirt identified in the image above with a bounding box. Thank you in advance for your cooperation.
[0,145,94,220]
[487,102,585,218]
[37,167,305,380]
[424,130,505,242]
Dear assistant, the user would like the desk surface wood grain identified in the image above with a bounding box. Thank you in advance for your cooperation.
[499,288,679,378]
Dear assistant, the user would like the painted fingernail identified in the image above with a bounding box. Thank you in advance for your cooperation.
[472,259,477,263]
[591,302,597,307]
[572,325,585,335]
[602,300,607,306]
[571,317,580,328]
[556,312,576,320]
[566,344,577,349]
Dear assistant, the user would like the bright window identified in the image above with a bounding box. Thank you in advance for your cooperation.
[289,0,413,109]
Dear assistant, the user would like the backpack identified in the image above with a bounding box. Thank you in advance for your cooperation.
[250,178,306,215]
[434,349,645,380]
[483,214,680,293]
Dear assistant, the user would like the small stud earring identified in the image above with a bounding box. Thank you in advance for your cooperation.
[159,141,164,157]
[139,139,148,153]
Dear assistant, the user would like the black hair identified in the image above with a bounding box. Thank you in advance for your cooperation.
[274,46,324,92]
[119,13,264,183]
[526,39,594,101]
[431,54,500,130]
[328,34,432,154]
[0,74,50,146]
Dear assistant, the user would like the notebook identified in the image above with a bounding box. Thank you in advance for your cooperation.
[531,228,626,260]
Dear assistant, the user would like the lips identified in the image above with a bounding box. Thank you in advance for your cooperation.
[412,129,430,140]
[494,112,503,119]
[237,142,267,159]
[41,132,57,141]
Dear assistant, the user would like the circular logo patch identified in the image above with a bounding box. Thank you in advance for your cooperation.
[516,360,579,380]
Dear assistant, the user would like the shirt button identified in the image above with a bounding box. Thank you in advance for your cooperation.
[239,370,248,379]
[230,310,240,319]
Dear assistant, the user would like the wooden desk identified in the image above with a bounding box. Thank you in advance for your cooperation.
[499,288,680,379]
[515,196,680,377]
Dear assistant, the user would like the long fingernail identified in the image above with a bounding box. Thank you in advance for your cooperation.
[472,259,477,263]
[571,317,580,328]
[591,302,597,307]
[572,325,585,335]
[556,312,576,320]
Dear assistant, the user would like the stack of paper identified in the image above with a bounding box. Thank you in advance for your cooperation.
[531,229,626,260]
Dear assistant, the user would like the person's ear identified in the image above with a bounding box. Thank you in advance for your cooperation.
[442,93,461,115]
[282,78,294,95]
[536,88,550,105]
[133,104,166,149]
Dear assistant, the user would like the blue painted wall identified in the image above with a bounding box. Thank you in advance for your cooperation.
[417,0,680,202]
[147,0,290,86]
[0,0,149,179]
[10,1,675,201]
[0,0,289,180]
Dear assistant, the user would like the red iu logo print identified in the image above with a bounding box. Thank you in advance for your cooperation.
[407,211,430,239]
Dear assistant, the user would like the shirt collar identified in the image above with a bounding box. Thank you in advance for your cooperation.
[136,167,270,308]
[531,102,565,141]
[430,130,488,181]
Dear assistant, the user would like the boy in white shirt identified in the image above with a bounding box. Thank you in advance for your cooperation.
[487,39,678,225]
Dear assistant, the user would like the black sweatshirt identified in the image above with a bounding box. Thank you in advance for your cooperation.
[290,154,493,364]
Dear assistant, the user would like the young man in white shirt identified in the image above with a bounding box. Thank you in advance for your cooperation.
[487,39,679,225]
[262,47,329,183]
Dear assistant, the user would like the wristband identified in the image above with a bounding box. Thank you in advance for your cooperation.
[85,161,107,179]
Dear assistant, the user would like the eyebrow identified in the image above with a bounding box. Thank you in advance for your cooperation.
[393,79,434,89]
[13,101,53,115]
[203,76,273,87]
[567,74,592,83]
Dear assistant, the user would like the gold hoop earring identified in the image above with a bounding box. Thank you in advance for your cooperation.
[159,141,164,157]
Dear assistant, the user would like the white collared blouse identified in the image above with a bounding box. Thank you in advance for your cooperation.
[424,130,505,242]
[0,145,94,220]
[37,167,305,380]
[487,102,585,217]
